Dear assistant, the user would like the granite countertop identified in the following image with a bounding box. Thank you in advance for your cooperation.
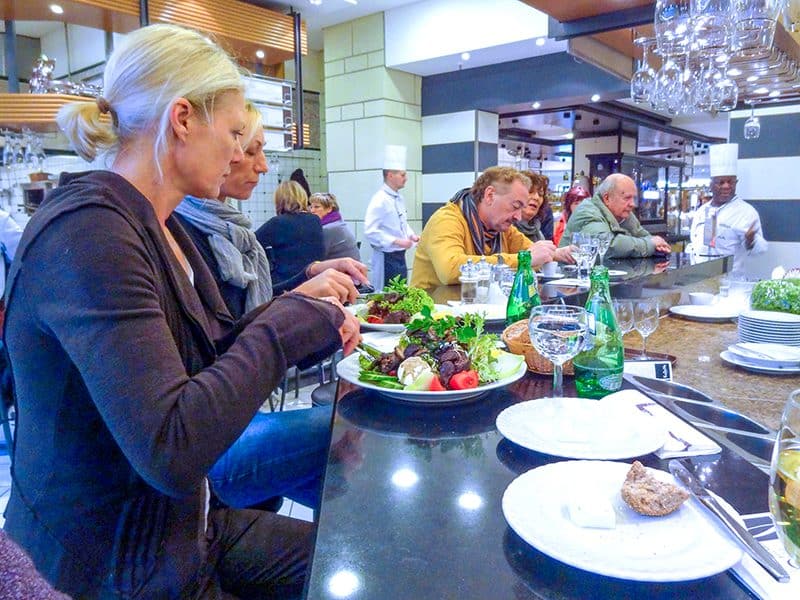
[625,315,798,431]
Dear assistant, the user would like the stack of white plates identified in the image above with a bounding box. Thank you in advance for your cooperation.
[721,342,800,374]
[737,310,800,346]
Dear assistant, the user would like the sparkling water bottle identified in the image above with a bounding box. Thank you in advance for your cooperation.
[505,250,540,326]
[573,266,624,398]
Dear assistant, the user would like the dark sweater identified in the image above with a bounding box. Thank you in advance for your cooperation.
[4,170,343,598]
[255,213,325,287]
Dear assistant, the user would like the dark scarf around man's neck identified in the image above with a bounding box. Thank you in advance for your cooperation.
[450,188,502,255]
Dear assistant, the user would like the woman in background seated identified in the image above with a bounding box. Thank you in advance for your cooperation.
[553,185,591,247]
[518,171,575,264]
[256,181,325,286]
[175,103,367,511]
[309,192,360,261]
[4,24,359,598]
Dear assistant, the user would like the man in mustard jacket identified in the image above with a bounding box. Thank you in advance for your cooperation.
[411,167,566,289]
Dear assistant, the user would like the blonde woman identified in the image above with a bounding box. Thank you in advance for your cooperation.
[309,192,360,261]
[255,180,325,286]
[4,24,359,599]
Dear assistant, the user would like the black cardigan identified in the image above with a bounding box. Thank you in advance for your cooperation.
[255,213,325,287]
[4,171,342,597]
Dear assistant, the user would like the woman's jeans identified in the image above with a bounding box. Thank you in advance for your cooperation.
[209,405,333,509]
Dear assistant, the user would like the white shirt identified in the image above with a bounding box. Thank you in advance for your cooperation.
[0,210,24,297]
[363,184,414,253]
[689,196,767,274]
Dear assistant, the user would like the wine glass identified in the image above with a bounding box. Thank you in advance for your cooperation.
[633,299,660,360]
[613,300,635,338]
[595,232,613,266]
[528,305,588,398]
[744,103,761,139]
[631,38,656,103]
[769,389,800,567]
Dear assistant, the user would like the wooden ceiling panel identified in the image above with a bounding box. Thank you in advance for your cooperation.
[519,0,653,23]
[0,0,139,33]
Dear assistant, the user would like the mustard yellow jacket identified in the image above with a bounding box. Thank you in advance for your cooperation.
[411,202,532,288]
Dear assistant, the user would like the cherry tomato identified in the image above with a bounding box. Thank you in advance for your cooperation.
[366,315,384,324]
[428,376,446,392]
[448,370,479,390]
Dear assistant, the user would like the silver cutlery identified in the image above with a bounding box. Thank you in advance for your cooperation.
[624,374,716,404]
[668,460,790,583]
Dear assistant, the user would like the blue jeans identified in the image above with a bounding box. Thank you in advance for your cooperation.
[209,406,333,510]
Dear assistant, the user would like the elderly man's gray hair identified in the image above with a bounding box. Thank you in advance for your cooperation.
[595,173,629,198]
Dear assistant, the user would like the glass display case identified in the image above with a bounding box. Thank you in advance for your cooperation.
[586,153,684,235]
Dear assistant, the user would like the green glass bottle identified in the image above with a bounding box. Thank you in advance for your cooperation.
[505,250,541,326]
[573,266,624,398]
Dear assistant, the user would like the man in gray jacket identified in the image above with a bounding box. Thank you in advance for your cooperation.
[559,173,672,258]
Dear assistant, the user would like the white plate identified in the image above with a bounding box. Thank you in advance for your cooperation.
[607,269,627,277]
[720,350,800,374]
[446,301,506,321]
[502,460,743,582]
[496,397,666,459]
[544,278,590,288]
[727,343,800,367]
[669,304,740,322]
[539,270,566,279]
[346,303,450,332]
[336,351,527,403]
[739,310,800,324]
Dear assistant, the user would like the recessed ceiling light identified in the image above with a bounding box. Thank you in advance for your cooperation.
[532,101,541,109]
[768,90,780,97]
[590,94,601,102]
[746,75,758,82]
[255,49,265,59]
[309,0,322,5]
[728,68,742,76]
[344,0,358,4]
[460,52,470,61]
[754,87,769,94]
[565,132,574,139]
[535,37,546,47]
[49,3,63,14]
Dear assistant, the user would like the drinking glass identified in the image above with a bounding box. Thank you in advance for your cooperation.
[631,38,657,103]
[744,103,761,139]
[634,299,660,359]
[769,389,800,567]
[595,232,613,266]
[613,300,635,338]
[528,305,588,397]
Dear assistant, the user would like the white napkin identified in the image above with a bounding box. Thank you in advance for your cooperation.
[730,513,799,599]
[732,343,800,362]
[604,389,721,458]
[360,331,400,353]
[544,278,590,287]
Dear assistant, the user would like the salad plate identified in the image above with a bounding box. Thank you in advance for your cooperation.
[668,304,740,322]
[336,351,526,403]
[720,350,800,375]
[347,303,450,332]
[446,301,506,321]
[502,460,743,582]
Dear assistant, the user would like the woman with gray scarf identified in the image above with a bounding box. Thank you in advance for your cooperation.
[175,103,369,510]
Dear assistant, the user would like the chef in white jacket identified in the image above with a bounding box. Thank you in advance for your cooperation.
[0,209,23,297]
[364,145,419,290]
[689,143,767,274]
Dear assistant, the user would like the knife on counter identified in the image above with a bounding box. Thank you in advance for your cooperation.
[625,373,717,404]
[668,460,790,583]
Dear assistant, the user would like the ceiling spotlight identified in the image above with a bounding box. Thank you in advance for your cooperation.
[309,0,322,5]
[590,93,601,102]
[727,68,742,76]
[255,49,265,59]
[754,86,769,94]
[565,132,574,139]
[535,37,546,47]
[746,75,758,82]
[344,0,358,4]
[532,101,541,109]
[768,90,780,97]
[460,52,471,61]
[49,3,64,13]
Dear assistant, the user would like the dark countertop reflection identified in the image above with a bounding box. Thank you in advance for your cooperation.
[306,378,762,600]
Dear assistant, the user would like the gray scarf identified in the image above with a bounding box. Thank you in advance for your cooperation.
[175,196,273,312]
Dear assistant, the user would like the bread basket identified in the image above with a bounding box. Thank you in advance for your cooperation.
[501,319,574,375]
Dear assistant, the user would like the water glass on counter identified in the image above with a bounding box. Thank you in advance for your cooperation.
[633,299,659,360]
[770,389,800,567]
[613,300,635,337]
[528,304,588,398]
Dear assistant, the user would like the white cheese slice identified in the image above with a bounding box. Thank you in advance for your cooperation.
[567,497,616,529]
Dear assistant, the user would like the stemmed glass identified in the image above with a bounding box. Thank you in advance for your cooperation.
[571,232,598,283]
[595,232,613,266]
[613,300,635,338]
[744,103,761,139]
[634,299,660,360]
[631,38,657,103]
[528,304,588,398]
[769,389,800,567]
